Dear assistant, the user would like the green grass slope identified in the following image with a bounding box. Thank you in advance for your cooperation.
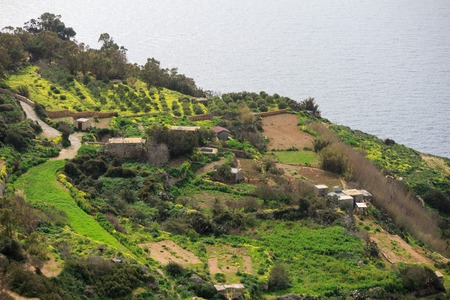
[14,160,131,256]
[256,222,398,296]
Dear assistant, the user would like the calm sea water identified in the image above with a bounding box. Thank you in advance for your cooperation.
[1,0,449,158]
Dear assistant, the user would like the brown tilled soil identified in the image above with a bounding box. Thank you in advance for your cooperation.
[243,255,254,273]
[357,216,448,266]
[262,114,314,150]
[206,245,254,276]
[371,233,435,265]
[140,240,201,266]
[277,163,342,187]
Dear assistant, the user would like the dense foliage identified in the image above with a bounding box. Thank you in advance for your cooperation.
[0,13,203,97]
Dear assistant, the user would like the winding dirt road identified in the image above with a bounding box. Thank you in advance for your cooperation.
[20,101,60,139]
[20,101,82,160]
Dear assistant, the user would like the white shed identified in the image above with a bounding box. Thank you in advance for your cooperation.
[74,118,91,131]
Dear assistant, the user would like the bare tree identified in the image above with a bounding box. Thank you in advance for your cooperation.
[144,142,169,167]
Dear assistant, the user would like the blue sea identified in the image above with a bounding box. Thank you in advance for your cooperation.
[1,0,449,157]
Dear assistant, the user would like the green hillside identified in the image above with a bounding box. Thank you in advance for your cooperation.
[6,65,206,117]
[1,12,449,300]
[14,160,132,256]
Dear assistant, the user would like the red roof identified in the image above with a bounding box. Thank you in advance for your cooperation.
[211,126,229,133]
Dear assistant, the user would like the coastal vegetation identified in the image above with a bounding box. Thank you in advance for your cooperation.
[0,13,449,299]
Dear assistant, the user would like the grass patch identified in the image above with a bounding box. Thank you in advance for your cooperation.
[256,221,399,296]
[271,150,318,166]
[14,160,132,256]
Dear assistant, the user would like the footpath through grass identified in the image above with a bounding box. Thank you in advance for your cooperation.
[15,160,131,255]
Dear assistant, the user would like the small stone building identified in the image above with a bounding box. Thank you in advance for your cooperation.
[105,137,146,159]
[170,125,200,132]
[214,284,245,300]
[211,126,230,140]
[355,202,369,214]
[343,189,364,203]
[74,118,91,131]
[314,184,328,196]
[231,167,244,183]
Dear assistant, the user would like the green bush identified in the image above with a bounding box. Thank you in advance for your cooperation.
[399,265,445,296]
[313,137,330,153]
[268,263,290,291]
[16,85,29,98]
[0,81,10,89]
[165,261,185,278]
[319,144,348,174]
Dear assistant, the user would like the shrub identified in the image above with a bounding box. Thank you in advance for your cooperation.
[59,95,66,100]
[278,101,287,109]
[16,85,30,98]
[319,144,348,174]
[423,189,450,214]
[165,261,185,278]
[313,137,330,153]
[0,81,10,89]
[399,265,445,296]
[268,263,290,291]
[214,272,226,283]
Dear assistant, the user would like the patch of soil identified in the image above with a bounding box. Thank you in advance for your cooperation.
[277,163,342,187]
[243,256,253,273]
[357,216,448,266]
[40,257,63,277]
[371,232,436,265]
[208,257,221,275]
[93,117,112,129]
[206,245,254,276]
[195,158,226,175]
[262,114,314,150]
[139,240,201,266]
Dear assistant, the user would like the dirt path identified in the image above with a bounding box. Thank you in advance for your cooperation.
[262,114,314,150]
[195,158,226,175]
[52,132,83,160]
[20,100,82,160]
[20,101,59,139]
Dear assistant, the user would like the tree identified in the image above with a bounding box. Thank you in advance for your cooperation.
[143,141,169,167]
[319,144,348,174]
[313,137,330,153]
[299,97,320,114]
[24,13,76,40]
[268,263,290,291]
